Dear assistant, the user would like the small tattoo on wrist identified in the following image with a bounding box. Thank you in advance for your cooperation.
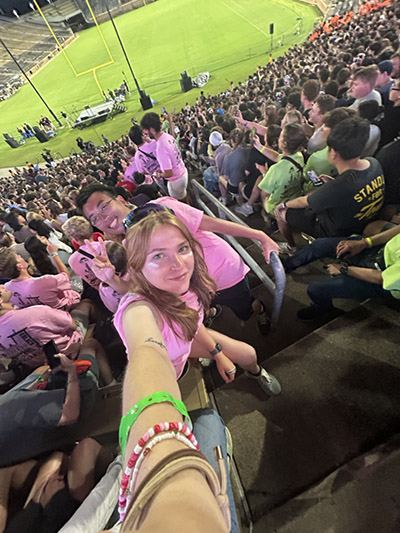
[145,337,166,350]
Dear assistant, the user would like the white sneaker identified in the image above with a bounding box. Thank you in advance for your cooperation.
[245,368,282,396]
[278,242,297,256]
[234,203,254,217]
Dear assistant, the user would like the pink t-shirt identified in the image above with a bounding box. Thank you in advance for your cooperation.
[68,242,104,290]
[5,273,80,310]
[114,290,203,378]
[99,283,123,313]
[152,197,249,291]
[0,305,83,368]
[134,141,160,175]
[124,158,138,183]
[156,133,186,181]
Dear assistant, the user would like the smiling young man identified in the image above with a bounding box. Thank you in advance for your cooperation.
[76,183,279,334]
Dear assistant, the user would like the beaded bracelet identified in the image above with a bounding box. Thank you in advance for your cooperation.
[119,421,199,521]
[119,391,191,457]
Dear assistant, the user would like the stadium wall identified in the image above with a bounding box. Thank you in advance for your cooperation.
[296,0,328,15]
[74,0,158,24]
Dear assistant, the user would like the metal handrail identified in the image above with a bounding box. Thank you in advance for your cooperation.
[190,180,286,328]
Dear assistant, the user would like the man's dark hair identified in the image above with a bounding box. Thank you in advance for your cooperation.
[129,125,144,146]
[336,67,351,85]
[140,112,161,133]
[287,91,302,110]
[76,183,119,211]
[315,94,335,115]
[323,107,356,129]
[327,117,370,160]
[302,79,320,102]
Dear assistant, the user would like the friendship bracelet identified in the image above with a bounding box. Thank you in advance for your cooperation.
[119,392,191,457]
[364,237,373,248]
[122,432,197,521]
[119,421,199,521]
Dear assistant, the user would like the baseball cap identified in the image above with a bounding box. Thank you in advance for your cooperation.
[209,131,223,147]
[378,60,393,75]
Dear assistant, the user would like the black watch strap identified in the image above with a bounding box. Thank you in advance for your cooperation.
[209,343,222,358]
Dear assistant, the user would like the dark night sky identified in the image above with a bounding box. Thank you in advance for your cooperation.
[0,0,53,16]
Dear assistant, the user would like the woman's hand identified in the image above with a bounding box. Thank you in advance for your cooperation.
[47,242,58,255]
[259,233,279,263]
[84,239,116,282]
[215,352,237,383]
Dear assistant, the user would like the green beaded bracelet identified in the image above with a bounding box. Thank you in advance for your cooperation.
[119,391,191,457]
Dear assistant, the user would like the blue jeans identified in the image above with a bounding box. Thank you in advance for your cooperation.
[191,408,239,533]
[203,167,220,195]
[284,237,344,271]
[308,274,388,309]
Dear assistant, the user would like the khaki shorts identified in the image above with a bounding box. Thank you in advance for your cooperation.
[167,170,188,200]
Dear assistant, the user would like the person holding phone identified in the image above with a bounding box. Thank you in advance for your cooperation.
[112,210,281,394]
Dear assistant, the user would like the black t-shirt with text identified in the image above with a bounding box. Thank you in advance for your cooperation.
[308,157,385,236]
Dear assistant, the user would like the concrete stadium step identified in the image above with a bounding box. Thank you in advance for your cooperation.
[212,301,400,522]
[253,432,400,532]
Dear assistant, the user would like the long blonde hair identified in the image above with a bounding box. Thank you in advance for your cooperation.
[124,211,216,341]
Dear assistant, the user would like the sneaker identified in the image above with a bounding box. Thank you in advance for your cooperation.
[218,196,227,206]
[256,305,270,335]
[199,357,212,367]
[234,203,254,217]
[278,242,297,255]
[245,367,281,396]
[297,304,343,321]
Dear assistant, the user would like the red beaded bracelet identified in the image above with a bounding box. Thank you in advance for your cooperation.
[119,421,199,521]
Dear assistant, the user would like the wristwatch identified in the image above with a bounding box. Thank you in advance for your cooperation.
[340,264,348,275]
[209,343,222,358]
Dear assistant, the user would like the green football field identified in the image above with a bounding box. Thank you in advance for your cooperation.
[0,0,319,168]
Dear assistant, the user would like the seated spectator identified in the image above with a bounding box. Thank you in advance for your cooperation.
[0,232,31,263]
[375,60,394,105]
[0,339,113,466]
[0,294,95,376]
[256,124,307,219]
[276,117,385,253]
[132,172,160,200]
[28,218,72,264]
[62,217,103,290]
[113,210,281,393]
[375,139,400,219]
[302,107,356,191]
[306,94,336,154]
[5,212,33,244]
[296,225,400,319]
[24,235,64,276]
[202,131,231,196]
[358,100,382,156]
[377,77,400,149]
[235,124,281,217]
[348,65,382,109]
[0,247,80,310]
[301,79,320,120]
[218,129,249,205]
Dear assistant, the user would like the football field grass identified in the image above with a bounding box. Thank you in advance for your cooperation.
[0,0,319,168]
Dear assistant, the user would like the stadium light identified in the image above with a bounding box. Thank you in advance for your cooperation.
[0,38,62,127]
[102,1,152,111]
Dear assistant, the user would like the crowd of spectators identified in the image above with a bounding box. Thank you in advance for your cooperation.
[0,1,399,530]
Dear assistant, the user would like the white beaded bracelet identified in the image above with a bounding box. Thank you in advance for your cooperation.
[125,431,196,513]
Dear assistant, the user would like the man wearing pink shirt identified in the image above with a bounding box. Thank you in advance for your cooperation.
[141,112,188,201]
